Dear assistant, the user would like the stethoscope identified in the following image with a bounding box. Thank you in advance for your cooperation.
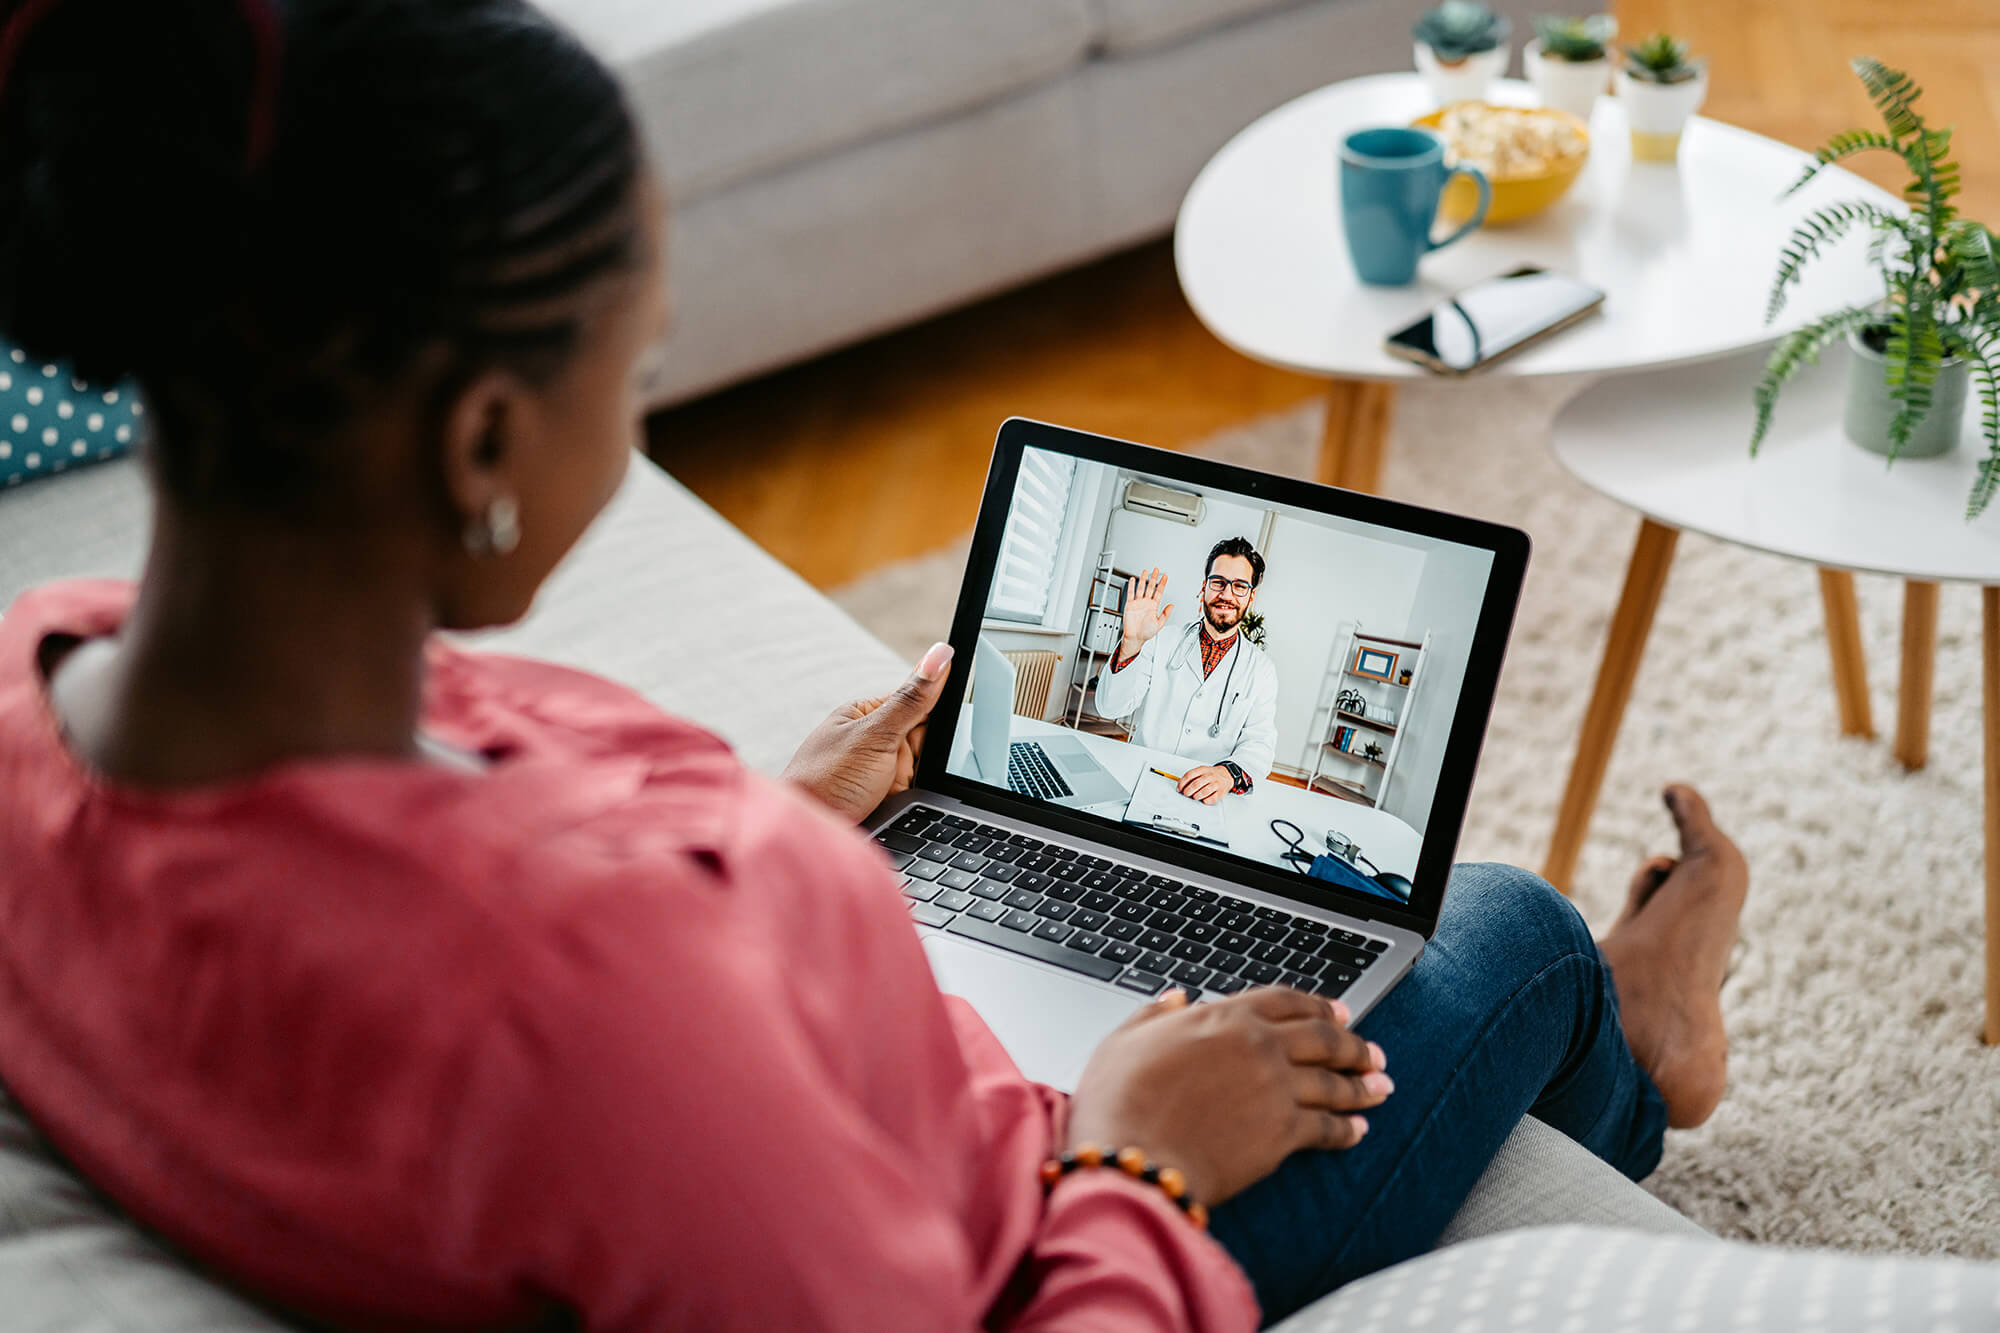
[1271,819,1382,878]
[1172,621,1243,739]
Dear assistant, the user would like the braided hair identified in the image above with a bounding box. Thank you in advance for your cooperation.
[0,0,644,506]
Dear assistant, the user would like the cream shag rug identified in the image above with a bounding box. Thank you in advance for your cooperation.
[833,379,2000,1259]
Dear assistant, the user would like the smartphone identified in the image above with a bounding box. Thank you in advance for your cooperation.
[1384,266,1606,375]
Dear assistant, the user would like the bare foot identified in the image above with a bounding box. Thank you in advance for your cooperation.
[1596,785,1749,1129]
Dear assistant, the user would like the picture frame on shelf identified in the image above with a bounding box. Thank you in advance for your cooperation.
[1352,645,1399,682]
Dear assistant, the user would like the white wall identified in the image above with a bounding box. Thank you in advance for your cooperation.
[1378,540,1495,831]
[1254,515,1428,777]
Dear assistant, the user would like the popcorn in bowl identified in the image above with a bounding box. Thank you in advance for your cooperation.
[1431,102,1588,179]
[1412,101,1591,225]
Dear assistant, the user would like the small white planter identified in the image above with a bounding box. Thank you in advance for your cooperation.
[1524,39,1610,121]
[1414,41,1508,106]
[1616,66,1707,162]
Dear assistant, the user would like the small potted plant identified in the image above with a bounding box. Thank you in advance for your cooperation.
[1525,14,1616,121]
[1751,59,2000,515]
[1413,2,1512,107]
[1616,32,1706,161]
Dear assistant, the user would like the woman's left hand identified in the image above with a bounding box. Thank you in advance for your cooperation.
[783,643,953,822]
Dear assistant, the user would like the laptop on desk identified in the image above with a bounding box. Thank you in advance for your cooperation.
[968,633,1130,815]
[866,420,1528,1091]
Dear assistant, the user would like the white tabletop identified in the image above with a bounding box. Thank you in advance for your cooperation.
[1174,73,1896,382]
[949,706,1424,879]
[1550,347,2000,585]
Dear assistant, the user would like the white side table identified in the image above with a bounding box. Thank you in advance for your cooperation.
[1545,348,2000,1044]
[1176,70,1904,781]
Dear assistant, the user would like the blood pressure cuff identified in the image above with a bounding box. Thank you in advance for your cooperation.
[1307,853,1403,903]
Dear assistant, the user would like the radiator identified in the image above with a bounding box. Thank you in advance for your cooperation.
[1002,649,1061,721]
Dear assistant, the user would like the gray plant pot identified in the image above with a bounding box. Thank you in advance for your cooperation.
[1843,327,1969,459]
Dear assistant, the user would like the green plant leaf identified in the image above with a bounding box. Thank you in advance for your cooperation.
[1767,201,1910,322]
[1782,128,1901,197]
[1853,57,1924,140]
[1750,305,1874,455]
[1883,279,1944,464]
[1947,328,2000,518]
[1900,123,1959,234]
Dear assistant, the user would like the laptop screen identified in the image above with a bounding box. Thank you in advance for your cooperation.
[931,424,1523,927]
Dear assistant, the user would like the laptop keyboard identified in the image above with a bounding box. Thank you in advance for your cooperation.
[1007,742,1072,800]
[872,804,1389,1002]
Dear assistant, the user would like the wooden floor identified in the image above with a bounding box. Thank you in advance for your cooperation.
[648,0,2000,591]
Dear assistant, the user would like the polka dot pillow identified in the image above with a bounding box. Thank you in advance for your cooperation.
[0,340,141,490]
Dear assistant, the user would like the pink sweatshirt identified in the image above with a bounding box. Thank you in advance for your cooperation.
[0,581,1258,1331]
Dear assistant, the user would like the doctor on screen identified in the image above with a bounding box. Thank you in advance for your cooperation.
[1093,537,1279,804]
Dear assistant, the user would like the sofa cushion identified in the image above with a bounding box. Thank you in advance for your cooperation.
[542,0,1097,204]
[1272,1225,2000,1333]
[0,348,139,491]
[0,1085,282,1332]
[1089,0,1305,56]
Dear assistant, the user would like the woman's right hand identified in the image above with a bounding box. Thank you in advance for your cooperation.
[1064,987,1391,1209]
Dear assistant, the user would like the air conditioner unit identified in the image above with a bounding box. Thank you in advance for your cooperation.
[1121,480,1205,525]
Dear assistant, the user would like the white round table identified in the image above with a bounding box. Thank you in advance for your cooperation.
[1544,347,2000,1043]
[1174,72,1894,490]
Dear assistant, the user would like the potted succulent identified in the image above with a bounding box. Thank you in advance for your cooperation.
[1751,59,1999,514]
[1525,14,1617,121]
[1616,32,1706,162]
[1413,2,1512,107]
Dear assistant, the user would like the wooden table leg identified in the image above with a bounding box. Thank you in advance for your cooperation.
[1896,580,1940,770]
[1983,588,2000,1045]
[1543,518,1680,893]
[1818,569,1875,738]
[1317,378,1396,494]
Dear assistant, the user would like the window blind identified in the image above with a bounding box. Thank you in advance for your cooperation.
[987,449,1077,622]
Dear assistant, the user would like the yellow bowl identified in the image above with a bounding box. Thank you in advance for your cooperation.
[1411,104,1589,227]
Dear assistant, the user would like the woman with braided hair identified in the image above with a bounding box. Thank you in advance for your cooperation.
[0,2,1750,1328]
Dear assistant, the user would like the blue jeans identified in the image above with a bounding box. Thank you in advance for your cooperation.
[1209,864,1669,1325]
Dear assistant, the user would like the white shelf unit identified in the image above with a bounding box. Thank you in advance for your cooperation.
[1307,625,1430,809]
[1063,552,1133,738]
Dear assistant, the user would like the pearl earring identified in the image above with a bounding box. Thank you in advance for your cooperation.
[464,495,521,557]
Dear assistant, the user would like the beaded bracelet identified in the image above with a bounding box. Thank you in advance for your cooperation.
[1039,1144,1210,1230]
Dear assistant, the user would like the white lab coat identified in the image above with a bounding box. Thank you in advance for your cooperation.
[1094,624,1279,782]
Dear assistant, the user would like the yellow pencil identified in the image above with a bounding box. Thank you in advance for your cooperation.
[1149,766,1184,783]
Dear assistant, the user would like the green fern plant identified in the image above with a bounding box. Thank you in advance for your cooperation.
[1752,57,2000,518]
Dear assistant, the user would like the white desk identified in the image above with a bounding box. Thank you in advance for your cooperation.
[948,706,1424,880]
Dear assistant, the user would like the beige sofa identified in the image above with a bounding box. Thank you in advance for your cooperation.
[545,0,1546,407]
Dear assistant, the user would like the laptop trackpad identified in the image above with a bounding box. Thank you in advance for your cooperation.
[921,935,1142,1094]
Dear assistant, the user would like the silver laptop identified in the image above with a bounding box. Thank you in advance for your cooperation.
[865,420,1527,1091]
[970,634,1130,814]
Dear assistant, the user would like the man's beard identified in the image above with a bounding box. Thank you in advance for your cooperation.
[1204,600,1242,633]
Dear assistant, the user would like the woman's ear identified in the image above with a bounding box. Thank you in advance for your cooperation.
[437,368,532,534]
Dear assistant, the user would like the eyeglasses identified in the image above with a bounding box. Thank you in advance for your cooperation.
[1204,576,1254,597]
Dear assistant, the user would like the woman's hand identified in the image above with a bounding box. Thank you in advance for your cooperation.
[1065,987,1391,1208]
[783,643,953,822]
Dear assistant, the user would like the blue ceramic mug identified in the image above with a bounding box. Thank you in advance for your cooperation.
[1338,127,1490,286]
